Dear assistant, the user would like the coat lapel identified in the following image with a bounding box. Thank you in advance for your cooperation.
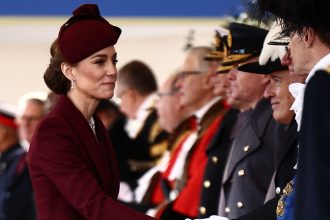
[223,99,273,183]
[206,109,239,153]
[54,96,116,194]
[198,100,228,138]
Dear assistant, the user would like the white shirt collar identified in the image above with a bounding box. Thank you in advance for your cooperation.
[135,93,158,121]
[194,97,222,123]
[124,93,158,138]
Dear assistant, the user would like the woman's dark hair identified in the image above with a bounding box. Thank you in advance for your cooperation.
[43,38,71,94]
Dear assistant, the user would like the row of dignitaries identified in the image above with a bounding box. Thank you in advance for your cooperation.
[253,0,330,219]
[117,72,195,211]
[230,21,306,220]
[0,102,36,220]
[183,22,299,220]
[119,46,229,218]
[216,23,292,219]
[157,46,229,219]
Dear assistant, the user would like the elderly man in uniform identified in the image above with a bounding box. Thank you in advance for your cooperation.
[158,46,228,220]
[0,102,36,220]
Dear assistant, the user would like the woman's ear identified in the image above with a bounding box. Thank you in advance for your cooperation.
[61,62,74,81]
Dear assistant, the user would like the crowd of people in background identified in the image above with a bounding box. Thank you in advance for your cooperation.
[0,1,330,220]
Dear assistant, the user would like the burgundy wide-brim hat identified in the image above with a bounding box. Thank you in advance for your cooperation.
[58,4,121,63]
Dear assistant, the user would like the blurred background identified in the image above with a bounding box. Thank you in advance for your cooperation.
[0,0,247,105]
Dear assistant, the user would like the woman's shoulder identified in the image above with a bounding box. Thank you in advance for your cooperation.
[38,111,69,132]
[32,110,76,148]
[29,111,77,160]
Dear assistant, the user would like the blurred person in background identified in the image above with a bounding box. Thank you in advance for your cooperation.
[16,92,47,151]
[115,60,168,191]
[95,99,124,130]
[0,102,36,220]
[158,46,229,220]
[95,99,130,195]
[44,91,60,114]
[119,73,195,212]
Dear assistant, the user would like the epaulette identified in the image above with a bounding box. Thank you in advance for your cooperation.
[326,65,330,74]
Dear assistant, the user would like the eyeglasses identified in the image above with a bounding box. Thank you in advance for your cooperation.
[178,70,204,78]
[18,115,43,123]
[156,90,178,99]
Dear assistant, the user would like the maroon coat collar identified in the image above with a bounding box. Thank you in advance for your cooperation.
[53,95,119,196]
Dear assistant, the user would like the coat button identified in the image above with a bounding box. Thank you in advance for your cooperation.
[237,201,244,208]
[212,156,219,163]
[238,169,245,176]
[203,180,211,188]
[243,145,250,152]
[199,206,206,215]
[225,207,230,213]
[276,187,281,194]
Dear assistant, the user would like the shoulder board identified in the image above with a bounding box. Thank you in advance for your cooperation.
[326,65,330,74]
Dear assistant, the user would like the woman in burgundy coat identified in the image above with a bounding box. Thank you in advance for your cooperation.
[28,4,157,220]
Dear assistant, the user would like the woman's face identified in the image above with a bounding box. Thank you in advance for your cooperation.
[71,46,118,100]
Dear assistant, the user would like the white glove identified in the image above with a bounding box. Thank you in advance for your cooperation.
[186,215,229,220]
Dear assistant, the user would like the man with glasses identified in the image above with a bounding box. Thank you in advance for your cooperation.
[158,46,229,220]
[16,93,47,151]
[118,73,196,213]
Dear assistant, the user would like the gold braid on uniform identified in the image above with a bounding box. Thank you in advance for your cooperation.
[276,179,294,217]
[326,65,330,74]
